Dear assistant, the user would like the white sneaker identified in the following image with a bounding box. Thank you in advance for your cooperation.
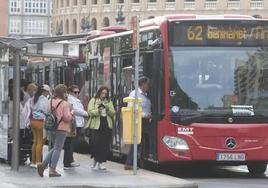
[70,162,80,167]
[30,163,37,168]
[97,163,106,170]
[90,160,97,169]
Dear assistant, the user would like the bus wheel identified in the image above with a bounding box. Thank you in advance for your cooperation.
[247,162,267,176]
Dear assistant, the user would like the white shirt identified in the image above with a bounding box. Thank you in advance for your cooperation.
[129,88,152,118]
[68,94,88,128]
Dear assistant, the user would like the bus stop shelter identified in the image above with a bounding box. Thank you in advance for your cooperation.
[0,34,88,171]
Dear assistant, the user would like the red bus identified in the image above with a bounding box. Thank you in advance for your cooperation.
[86,15,268,175]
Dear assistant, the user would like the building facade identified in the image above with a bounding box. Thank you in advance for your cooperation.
[0,1,9,36]
[9,0,52,38]
[53,0,268,35]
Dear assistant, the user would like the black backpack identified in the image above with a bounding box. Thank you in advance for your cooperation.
[44,99,63,131]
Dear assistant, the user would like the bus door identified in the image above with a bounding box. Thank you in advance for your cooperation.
[34,64,44,85]
[0,47,9,161]
[88,58,98,98]
[117,54,135,155]
[110,55,121,154]
[141,50,164,160]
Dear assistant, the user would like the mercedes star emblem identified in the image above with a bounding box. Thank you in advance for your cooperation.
[225,137,236,149]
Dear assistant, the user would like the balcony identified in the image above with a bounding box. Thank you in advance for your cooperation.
[103,4,112,12]
[91,5,99,13]
[165,2,176,10]
[227,1,240,9]
[250,1,264,9]
[184,2,195,10]
[72,6,78,14]
[65,7,71,14]
[204,1,217,9]
[55,9,60,15]
[131,3,140,11]
[147,2,157,11]
[81,5,87,13]
[60,8,65,15]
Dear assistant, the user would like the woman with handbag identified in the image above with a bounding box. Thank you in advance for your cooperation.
[87,86,115,170]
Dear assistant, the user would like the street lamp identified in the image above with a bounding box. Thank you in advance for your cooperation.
[115,5,125,25]
[56,22,63,36]
[81,16,91,33]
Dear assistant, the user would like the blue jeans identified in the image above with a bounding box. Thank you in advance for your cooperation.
[44,130,67,169]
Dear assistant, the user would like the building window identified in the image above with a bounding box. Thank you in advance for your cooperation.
[23,18,48,35]
[103,17,109,27]
[73,0,78,6]
[65,20,69,34]
[92,0,97,4]
[250,0,264,9]
[9,18,21,34]
[10,0,21,13]
[148,0,156,2]
[81,0,87,5]
[24,0,48,15]
[117,0,124,3]
[104,0,110,4]
[72,19,77,34]
[132,0,139,3]
[205,0,217,9]
[227,0,240,9]
[166,0,175,2]
[91,18,97,30]
[66,0,70,6]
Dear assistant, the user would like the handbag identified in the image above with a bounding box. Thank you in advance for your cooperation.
[84,126,91,137]
[70,119,77,137]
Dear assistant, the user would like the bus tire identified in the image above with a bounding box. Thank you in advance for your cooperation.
[247,162,267,175]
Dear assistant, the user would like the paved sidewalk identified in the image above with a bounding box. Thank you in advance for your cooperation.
[0,153,198,188]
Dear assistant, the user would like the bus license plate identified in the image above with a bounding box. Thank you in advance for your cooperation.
[216,153,246,161]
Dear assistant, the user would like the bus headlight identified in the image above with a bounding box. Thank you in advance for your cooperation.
[162,136,189,151]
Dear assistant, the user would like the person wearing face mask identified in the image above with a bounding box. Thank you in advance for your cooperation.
[30,84,51,168]
[86,86,115,170]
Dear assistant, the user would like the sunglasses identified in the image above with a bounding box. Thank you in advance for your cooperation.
[73,91,80,94]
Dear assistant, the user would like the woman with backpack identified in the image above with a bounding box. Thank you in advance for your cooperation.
[30,84,50,168]
[37,84,73,178]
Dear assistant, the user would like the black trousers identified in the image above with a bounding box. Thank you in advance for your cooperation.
[63,137,74,166]
[91,117,112,163]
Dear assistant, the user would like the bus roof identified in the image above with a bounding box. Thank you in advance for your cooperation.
[87,14,266,43]
[140,14,258,28]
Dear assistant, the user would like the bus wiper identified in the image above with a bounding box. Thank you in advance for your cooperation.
[176,107,268,125]
[177,110,230,125]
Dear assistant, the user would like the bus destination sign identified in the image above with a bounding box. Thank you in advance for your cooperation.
[171,21,268,46]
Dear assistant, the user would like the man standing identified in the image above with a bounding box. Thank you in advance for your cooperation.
[124,76,152,170]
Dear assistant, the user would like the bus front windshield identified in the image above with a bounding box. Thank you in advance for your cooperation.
[169,47,268,123]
